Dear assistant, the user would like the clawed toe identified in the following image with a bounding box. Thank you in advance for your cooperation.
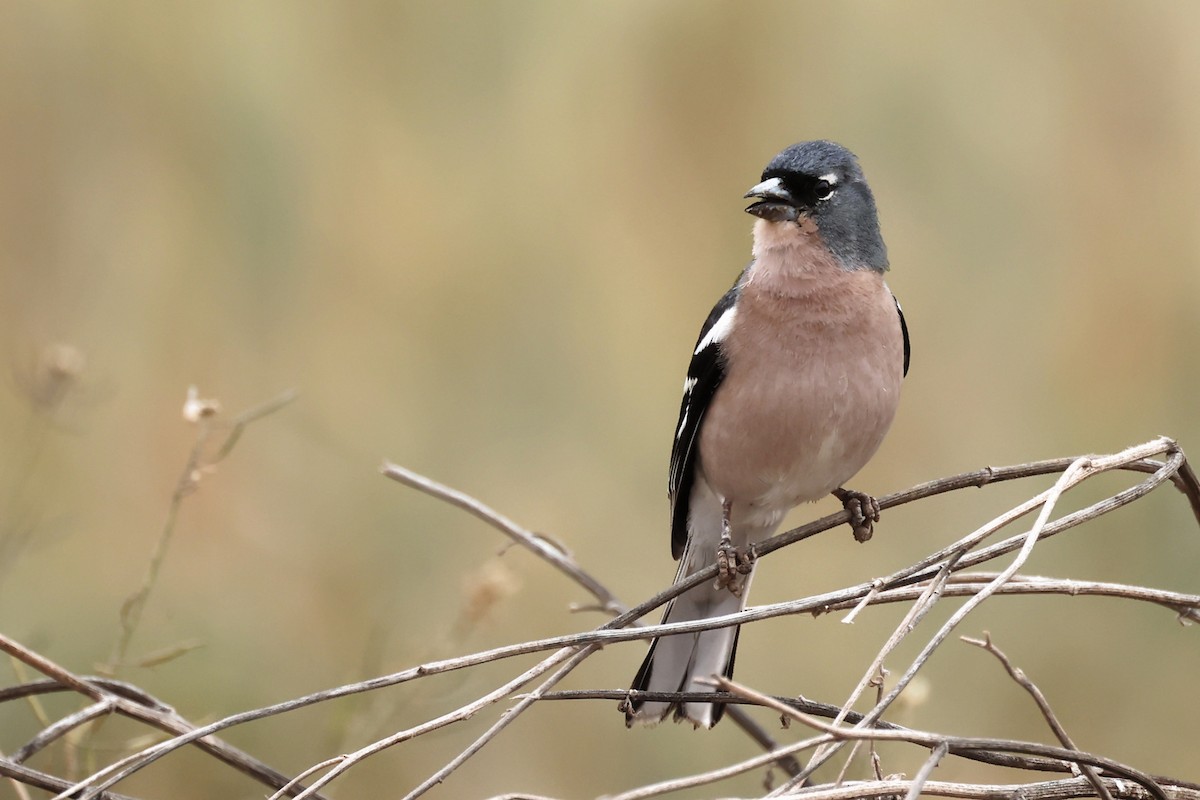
[715,542,756,595]
[833,488,881,543]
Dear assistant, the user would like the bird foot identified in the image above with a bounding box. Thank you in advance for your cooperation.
[833,488,880,543]
[715,541,756,596]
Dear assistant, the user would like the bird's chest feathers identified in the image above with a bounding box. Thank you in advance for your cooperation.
[698,247,903,506]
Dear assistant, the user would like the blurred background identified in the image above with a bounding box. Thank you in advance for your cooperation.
[1,2,1198,797]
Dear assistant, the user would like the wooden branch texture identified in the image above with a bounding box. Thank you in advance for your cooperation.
[2,437,1198,800]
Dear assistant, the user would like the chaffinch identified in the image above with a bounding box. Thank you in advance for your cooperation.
[625,140,910,729]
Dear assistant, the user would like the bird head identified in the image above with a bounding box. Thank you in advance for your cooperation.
[744,140,888,272]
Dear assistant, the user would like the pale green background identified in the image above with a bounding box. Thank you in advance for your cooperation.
[1,2,1198,797]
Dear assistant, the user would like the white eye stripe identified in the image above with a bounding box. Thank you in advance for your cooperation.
[814,173,838,201]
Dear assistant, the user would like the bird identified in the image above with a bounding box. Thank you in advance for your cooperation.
[623,140,910,729]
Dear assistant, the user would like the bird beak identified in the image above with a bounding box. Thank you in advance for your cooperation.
[744,177,800,222]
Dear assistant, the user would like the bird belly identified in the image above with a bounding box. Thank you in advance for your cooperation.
[696,282,904,532]
[699,364,892,512]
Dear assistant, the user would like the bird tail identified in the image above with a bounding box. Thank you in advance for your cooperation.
[624,550,756,729]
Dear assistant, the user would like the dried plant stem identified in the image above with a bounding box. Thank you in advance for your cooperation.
[13,437,1196,800]
[779,441,1182,793]
[107,419,207,671]
[277,647,588,800]
[381,462,626,614]
[963,634,1114,800]
[904,741,948,800]
[399,646,597,800]
[717,677,1169,800]
[0,632,329,800]
[107,388,297,672]
[600,733,833,800]
[718,777,1200,800]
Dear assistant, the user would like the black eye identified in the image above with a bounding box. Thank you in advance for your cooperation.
[814,179,835,201]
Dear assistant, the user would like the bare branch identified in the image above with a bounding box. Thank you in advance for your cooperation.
[963,633,1114,800]
[716,777,1200,800]
[532,690,1082,774]
[0,752,36,800]
[212,388,299,462]
[12,700,113,763]
[724,705,804,779]
[780,443,1181,793]
[905,741,949,800]
[399,646,597,800]
[267,646,590,800]
[31,438,1197,800]
[600,732,832,800]
[821,576,1200,622]
[716,676,1170,800]
[107,387,297,672]
[0,633,330,800]
[0,757,140,800]
[381,461,625,614]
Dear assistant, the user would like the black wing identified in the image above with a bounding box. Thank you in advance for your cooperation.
[668,270,746,559]
[894,294,910,377]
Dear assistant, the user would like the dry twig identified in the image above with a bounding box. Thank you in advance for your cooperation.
[6,437,1197,800]
[962,633,1114,800]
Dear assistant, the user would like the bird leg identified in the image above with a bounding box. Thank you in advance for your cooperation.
[832,487,881,543]
[715,499,755,595]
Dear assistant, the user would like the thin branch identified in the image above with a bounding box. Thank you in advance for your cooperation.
[720,777,1200,800]
[843,447,1189,610]
[0,633,329,800]
[530,690,1077,774]
[0,633,108,702]
[212,388,299,462]
[725,705,804,779]
[0,758,140,800]
[755,440,1196,570]
[820,576,1200,622]
[378,442,1194,798]
[399,646,597,800]
[868,666,887,782]
[65,459,1187,799]
[268,758,347,800]
[277,647,587,800]
[717,676,1170,800]
[0,676,175,708]
[785,443,1174,793]
[53,438,1198,799]
[600,733,833,800]
[911,450,1192,586]
[827,556,959,785]
[107,387,297,672]
[905,741,949,800]
[380,460,808,792]
[12,700,114,763]
[107,415,211,672]
[381,461,625,614]
[861,444,1200,529]
[963,633,1114,800]
[0,752,35,800]
[382,463,786,787]
[795,460,1087,789]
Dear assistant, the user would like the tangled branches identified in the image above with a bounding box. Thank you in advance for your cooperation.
[2,436,1199,799]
